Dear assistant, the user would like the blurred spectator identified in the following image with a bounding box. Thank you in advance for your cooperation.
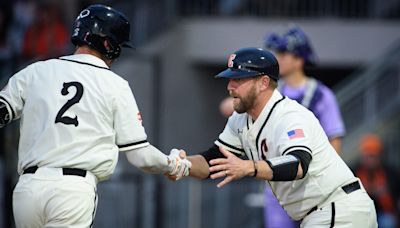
[353,134,399,228]
[7,0,36,57]
[0,3,14,86]
[0,3,12,58]
[217,0,244,15]
[265,26,345,153]
[22,3,69,61]
[219,96,234,118]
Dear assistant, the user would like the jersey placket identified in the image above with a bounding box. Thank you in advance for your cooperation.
[244,116,261,161]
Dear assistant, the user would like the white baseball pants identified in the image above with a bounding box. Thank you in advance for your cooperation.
[301,180,377,228]
[13,167,98,228]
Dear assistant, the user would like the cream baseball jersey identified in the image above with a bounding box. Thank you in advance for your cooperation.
[215,89,357,220]
[0,54,149,181]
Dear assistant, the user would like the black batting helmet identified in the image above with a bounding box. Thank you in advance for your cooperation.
[71,4,132,60]
[216,47,279,81]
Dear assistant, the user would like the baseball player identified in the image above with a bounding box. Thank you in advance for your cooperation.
[263,26,347,228]
[0,4,190,228]
[171,47,377,227]
[265,26,345,153]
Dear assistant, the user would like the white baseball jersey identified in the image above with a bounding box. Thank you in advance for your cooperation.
[215,89,357,220]
[0,54,149,181]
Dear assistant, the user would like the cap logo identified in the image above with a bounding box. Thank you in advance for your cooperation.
[72,28,79,36]
[227,54,236,68]
[77,9,90,20]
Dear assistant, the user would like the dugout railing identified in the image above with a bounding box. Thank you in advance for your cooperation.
[335,39,400,168]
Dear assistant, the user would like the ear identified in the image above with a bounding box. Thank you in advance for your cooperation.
[260,76,270,91]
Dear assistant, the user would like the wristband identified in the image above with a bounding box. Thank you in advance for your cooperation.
[252,160,258,177]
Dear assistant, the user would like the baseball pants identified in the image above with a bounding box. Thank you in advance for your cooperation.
[13,167,98,228]
[300,180,377,228]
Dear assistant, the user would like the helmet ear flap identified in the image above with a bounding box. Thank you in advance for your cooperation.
[84,34,121,59]
[104,39,121,59]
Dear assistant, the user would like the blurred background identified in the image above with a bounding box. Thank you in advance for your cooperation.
[0,0,400,227]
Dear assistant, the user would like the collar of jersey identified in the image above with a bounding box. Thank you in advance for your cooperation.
[247,89,283,132]
[59,54,109,69]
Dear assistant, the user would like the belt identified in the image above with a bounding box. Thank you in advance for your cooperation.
[341,180,361,194]
[306,180,361,216]
[23,166,87,177]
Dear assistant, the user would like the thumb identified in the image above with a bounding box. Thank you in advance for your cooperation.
[179,150,187,159]
[219,146,232,158]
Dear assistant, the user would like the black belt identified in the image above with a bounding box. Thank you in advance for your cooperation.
[306,180,361,216]
[23,166,87,177]
[341,180,361,194]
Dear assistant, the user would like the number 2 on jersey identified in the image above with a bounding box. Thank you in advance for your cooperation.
[55,82,84,127]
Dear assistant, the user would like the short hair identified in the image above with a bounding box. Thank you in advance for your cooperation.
[268,77,278,89]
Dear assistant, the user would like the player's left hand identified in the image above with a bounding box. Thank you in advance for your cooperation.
[209,146,253,188]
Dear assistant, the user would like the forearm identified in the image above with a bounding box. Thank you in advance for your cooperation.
[187,155,210,179]
[125,145,169,174]
[254,160,302,180]
[189,145,228,179]
[253,160,273,180]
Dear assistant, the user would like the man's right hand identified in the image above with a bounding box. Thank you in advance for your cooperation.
[167,149,191,180]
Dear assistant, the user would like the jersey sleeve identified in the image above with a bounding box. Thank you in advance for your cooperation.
[275,113,313,157]
[315,87,346,139]
[0,65,32,120]
[214,114,245,156]
[113,82,149,152]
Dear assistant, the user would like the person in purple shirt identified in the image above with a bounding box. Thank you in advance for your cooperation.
[262,26,346,228]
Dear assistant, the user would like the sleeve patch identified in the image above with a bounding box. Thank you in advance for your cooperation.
[287,129,305,139]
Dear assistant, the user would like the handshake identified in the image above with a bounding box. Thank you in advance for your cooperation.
[166,149,191,180]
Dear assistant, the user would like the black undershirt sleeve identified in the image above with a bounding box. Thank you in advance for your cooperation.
[199,145,245,178]
[199,145,225,163]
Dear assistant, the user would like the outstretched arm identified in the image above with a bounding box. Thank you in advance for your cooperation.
[125,145,191,179]
[169,145,241,180]
[188,144,245,179]
[209,147,306,188]
[187,155,210,179]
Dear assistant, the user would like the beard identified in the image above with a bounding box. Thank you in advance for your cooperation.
[231,86,258,114]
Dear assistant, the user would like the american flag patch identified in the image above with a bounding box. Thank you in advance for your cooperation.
[287,129,305,139]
